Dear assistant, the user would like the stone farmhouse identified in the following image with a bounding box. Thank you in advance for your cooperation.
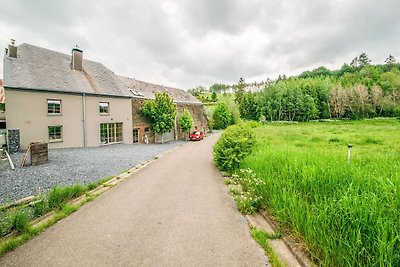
[119,76,207,143]
[3,41,207,150]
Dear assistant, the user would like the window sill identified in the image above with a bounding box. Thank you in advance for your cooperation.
[49,139,63,143]
[47,114,62,116]
[100,113,109,116]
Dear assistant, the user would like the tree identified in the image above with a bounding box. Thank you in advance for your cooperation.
[350,57,359,68]
[178,109,194,140]
[337,63,356,77]
[140,92,176,143]
[210,83,227,93]
[239,93,259,120]
[212,102,233,130]
[385,54,396,65]
[329,85,349,119]
[235,77,245,105]
[358,52,371,67]
[211,91,218,102]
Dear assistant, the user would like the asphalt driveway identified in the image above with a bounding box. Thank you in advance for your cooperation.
[0,133,268,266]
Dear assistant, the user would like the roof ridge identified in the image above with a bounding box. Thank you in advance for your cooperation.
[20,43,104,66]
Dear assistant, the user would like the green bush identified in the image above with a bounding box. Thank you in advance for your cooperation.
[245,120,260,128]
[212,102,233,130]
[213,123,255,172]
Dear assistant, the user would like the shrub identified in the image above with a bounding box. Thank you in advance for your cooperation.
[245,120,260,128]
[178,109,194,138]
[213,123,255,172]
[212,102,233,130]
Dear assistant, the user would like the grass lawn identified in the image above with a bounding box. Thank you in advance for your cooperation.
[241,118,400,266]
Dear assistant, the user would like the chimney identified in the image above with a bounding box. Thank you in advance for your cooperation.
[71,45,83,71]
[7,39,17,58]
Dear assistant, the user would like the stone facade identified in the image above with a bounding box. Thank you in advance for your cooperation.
[131,98,155,143]
[176,104,208,140]
[131,98,208,143]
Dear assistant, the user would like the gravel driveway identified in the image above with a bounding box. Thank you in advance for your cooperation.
[0,142,185,204]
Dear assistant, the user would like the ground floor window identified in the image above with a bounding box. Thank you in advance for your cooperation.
[100,123,123,145]
[133,128,139,143]
[48,125,62,142]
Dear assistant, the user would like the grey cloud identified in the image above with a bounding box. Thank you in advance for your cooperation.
[1,0,399,89]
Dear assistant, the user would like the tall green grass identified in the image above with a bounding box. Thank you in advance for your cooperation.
[241,119,400,266]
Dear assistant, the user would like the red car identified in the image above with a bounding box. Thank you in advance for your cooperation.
[190,131,204,141]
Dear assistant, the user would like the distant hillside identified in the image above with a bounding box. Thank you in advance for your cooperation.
[235,54,400,121]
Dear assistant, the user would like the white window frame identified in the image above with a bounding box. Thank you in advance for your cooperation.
[99,102,109,115]
[100,123,123,145]
[47,99,62,115]
[48,125,63,142]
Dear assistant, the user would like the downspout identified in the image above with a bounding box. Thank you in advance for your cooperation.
[174,114,177,140]
[82,93,87,147]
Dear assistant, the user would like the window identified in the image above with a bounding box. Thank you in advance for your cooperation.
[48,99,61,115]
[133,128,140,143]
[144,127,150,133]
[48,126,62,142]
[100,123,123,145]
[99,102,109,115]
[130,90,144,97]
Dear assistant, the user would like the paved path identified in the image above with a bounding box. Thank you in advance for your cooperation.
[0,134,268,266]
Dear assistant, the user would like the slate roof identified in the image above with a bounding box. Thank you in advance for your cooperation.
[3,43,130,97]
[118,76,202,105]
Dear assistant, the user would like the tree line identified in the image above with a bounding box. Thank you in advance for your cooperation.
[236,54,400,122]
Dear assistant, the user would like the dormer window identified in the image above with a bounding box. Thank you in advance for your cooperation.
[99,102,109,115]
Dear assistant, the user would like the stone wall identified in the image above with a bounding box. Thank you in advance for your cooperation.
[7,128,20,153]
[176,104,208,140]
[131,98,155,143]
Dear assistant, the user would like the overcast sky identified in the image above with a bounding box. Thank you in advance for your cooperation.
[1,0,399,89]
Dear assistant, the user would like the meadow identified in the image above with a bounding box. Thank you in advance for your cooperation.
[241,118,400,266]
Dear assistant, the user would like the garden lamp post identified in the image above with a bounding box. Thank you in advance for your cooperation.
[347,144,353,166]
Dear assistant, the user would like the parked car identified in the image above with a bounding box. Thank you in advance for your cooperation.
[190,131,204,141]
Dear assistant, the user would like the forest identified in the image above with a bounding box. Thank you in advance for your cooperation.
[235,53,400,122]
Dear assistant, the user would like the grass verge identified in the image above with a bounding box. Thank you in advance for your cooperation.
[0,175,118,256]
[251,228,285,267]
[0,204,79,256]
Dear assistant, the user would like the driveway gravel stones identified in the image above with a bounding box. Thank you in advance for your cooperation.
[0,142,185,204]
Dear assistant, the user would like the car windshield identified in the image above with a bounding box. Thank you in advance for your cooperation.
[192,131,201,135]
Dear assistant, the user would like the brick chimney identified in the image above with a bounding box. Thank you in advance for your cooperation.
[7,39,17,58]
[71,45,83,71]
